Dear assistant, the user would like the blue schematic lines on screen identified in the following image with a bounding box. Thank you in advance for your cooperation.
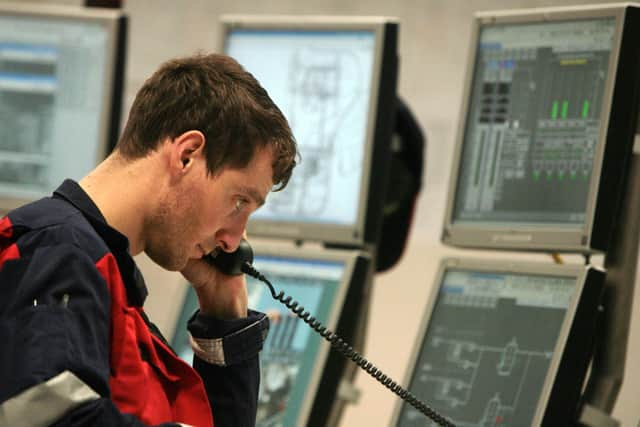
[269,46,366,218]
[225,27,377,228]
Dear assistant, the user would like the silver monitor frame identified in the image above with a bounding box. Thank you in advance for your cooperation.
[0,2,125,213]
[442,4,633,252]
[220,15,398,246]
[388,257,603,427]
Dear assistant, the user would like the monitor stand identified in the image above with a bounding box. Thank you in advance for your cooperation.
[579,404,620,427]
[313,242,378,427]
[579,139,640,425]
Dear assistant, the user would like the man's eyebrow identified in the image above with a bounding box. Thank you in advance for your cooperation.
[240,186,266,207]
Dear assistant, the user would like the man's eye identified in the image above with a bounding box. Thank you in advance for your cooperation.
[234,199,247,213]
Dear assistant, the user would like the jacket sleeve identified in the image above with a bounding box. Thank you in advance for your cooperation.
[187,310,269,427]
[0,242,180,427]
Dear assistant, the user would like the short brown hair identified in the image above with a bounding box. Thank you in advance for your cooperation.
[117,53,297,190]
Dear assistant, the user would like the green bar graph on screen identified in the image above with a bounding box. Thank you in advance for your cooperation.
[561,100,569,119]
[551,101,559,119]
[582,100,590,118]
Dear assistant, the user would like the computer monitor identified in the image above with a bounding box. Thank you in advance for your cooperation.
[0,3,126,212]
[442,4,640,252]
[221,15,398,246]
[171,245,370,427]
[389,258,604,427]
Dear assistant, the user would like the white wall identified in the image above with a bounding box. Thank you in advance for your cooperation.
[6,0,639,425]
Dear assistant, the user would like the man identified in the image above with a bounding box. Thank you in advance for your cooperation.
[0,53,297,426]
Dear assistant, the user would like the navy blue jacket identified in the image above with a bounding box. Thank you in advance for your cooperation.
[0,180,266,427]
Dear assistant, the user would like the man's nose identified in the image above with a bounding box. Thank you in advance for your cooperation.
[218,234,242,253]
[216,226,248,253]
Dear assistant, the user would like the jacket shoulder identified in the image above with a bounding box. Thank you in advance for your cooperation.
[7,197,109,262]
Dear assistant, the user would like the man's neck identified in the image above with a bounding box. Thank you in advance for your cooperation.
[79,152,162,255]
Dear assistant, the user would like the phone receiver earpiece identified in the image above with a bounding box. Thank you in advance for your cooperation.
[205,239,254,275]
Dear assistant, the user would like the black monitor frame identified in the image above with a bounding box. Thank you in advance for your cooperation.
[388,257,604,426]
[0,2,126,213]
[442,4,640,253]
[220,15,398,247]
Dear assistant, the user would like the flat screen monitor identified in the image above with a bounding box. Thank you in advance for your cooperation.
[171,245,370,427]
[221,15,398,246]
[442,4,640,252]
[0,3,126,213]
[389,258,604,427]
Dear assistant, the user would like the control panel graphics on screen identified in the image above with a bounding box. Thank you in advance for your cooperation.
[251,279,324,427]
[244,258,343,427]
[453,19,614,225]
[173,257,344,427]
[0,14,111,200]
[396,270,575,427]
[0,43,56,190]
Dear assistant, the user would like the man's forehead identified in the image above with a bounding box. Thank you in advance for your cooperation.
[215,147,274,201]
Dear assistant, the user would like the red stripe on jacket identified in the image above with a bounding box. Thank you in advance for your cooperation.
[0,216,13,240]
[95,252,214,427]
[0,216,20,270]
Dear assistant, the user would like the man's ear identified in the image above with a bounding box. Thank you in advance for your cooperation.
[170,130,206,174]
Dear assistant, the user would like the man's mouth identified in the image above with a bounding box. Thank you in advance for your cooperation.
[204,246,220,259]
[197,244,207,258]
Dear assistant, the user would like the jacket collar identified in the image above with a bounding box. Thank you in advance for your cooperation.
[53,179,148,306]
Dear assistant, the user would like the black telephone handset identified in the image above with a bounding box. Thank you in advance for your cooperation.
[205,239,255,275]
[206,240,456,427]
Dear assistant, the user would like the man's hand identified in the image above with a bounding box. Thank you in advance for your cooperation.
[181,257,248,319]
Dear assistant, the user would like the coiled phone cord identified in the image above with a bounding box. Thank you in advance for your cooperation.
[241,261,457,427]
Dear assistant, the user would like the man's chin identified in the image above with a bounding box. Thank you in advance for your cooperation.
[145,249,188,272]
[179,256,210,272]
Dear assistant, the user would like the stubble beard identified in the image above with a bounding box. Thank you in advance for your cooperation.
[144,191,197,271]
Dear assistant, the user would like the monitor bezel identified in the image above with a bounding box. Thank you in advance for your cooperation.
[441,4,635,252]
[388,257,603,426]
[170,243,370,427]
[0,2,125,213]
[220,15,398,247]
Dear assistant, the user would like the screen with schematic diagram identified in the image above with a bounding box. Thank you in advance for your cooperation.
[171,248,364,427]
[388,258,605,427]
[221,16,398,246]
[0,4,124,211]
[225,28,374,227]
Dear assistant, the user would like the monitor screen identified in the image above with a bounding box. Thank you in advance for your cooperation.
[172,246,368,427]
[222,16,398,245]
[443,5,639,251]
[454,18,614,225]
[0,4,125,211]
[390,259,603,427]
